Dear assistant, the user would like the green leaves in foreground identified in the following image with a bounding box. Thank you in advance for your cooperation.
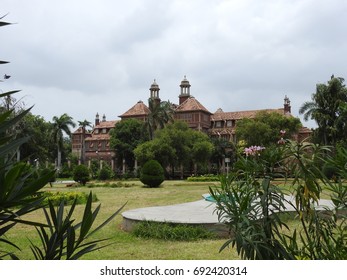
[30,192,126,260]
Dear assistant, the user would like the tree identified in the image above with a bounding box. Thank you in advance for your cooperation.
[73,164,90,186]
[135,121,214,177]
[77,119,92,164]
[146,99,174,140]
[299,75,347,145]
[110,118,149,171]
[17,112,54,163]
[236,111,302,147]
[51,113,75,171]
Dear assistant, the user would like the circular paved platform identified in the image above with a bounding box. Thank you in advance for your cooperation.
[121,194,335,236]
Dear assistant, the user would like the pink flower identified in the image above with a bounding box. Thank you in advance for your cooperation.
[277,138,286,145]
[244,145,265,156]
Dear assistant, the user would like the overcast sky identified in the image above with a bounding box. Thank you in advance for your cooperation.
[2,0,346,129]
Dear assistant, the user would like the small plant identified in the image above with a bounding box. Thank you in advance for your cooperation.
[133,221,217,241]
[73,164,90,186]
[140,160,164,188]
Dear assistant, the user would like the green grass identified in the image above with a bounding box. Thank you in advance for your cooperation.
[2,179,330,260]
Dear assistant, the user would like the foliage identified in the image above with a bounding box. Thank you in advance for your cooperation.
[236,111,302,147]
[210,136,347,260]
[42,191,97,206]
[146,98,174,140]
[140,159,165,188]
[98,164,113,181]
[87,181,135,188]
[73,164,90,186]
[299,75,347,146]
[135,121,214,177]
[133,221,217,241]
[187,174,220,182]
[110,118,149,170]
[30,192,125,260]
[51,113,75,170]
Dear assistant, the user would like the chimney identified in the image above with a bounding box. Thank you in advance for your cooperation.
[102,114,106,122]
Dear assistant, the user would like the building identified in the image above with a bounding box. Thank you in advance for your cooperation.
[71,76,311,169]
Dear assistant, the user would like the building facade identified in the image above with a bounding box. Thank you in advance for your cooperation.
[71,76,311,169]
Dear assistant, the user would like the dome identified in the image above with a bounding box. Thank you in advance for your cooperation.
[150,79,160,90]
[180,75,190,86]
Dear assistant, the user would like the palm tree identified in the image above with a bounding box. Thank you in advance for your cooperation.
[146,99,174,140]
[299,76,347,145]
[78,119,92,164]
[52,113,75,171]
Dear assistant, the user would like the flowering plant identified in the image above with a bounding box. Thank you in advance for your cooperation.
[243,145,265,156]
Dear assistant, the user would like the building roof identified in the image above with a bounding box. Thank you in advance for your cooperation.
[175,96,212,114]
[94,120,118,129]
[211,108,287,121]
[118,101,150,118]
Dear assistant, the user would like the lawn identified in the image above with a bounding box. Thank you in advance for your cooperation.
[4,180,241,260]
[3,179,317,260]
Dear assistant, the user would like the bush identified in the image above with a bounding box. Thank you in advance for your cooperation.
[43,191,98,206]
[73,164,90,185]
[187,174,220,182]
[140,160,164,188]
[98,165,112,181]
[133,221,217,241]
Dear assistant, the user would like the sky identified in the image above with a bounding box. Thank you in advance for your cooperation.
[1,0,347,129]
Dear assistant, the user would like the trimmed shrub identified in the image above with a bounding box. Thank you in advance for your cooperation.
[43,191,98,206]
[140,160,164,188]
[73,164,90,186]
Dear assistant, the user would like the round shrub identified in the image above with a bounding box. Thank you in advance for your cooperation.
[73,164,90,186]
[140,160,164,188]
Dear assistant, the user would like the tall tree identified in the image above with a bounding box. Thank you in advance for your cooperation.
[299,75,347,145]
[78,119,92,164]
[236,111,302,147]
[109,118,149,170]
[51,113,75,171]
[146,99,174,140]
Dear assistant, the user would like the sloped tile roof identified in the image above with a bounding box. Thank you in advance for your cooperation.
[94,120,118,129]
[175,96,212,114]
[118,101,150,118]
[211,108,286,121]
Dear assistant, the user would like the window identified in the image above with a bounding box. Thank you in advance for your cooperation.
[216,121,222,128]
[226,120,232,127]
[102,128,107,134]
[94,129,99,134]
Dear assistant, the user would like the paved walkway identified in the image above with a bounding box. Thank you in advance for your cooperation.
[121,194,335,232]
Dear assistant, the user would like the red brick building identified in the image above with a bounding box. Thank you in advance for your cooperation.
[71,76,311,169]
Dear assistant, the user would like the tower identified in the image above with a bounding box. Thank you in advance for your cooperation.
[149,79,161,105]
[179,75,191,104]
[284,95,291,114]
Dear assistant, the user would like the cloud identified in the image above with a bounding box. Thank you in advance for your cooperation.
[2,0,347,129]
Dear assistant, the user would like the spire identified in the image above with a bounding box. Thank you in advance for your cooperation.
[95,112,100,126]
[284,95,291,114]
